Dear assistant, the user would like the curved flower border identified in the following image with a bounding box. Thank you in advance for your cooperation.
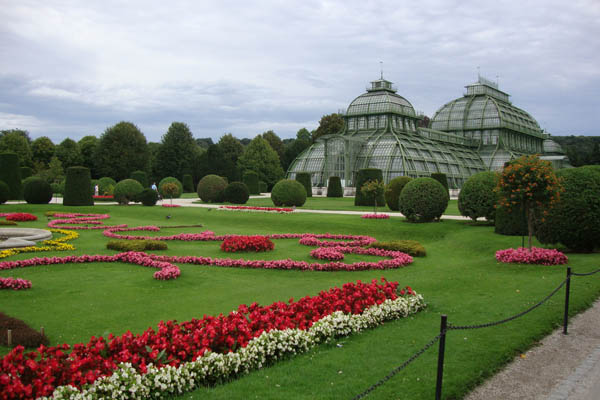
[495,247,568,265]
[0,277,31,290]
[47,213,127,230]
[218,205,294,213]
[361,213,390,219]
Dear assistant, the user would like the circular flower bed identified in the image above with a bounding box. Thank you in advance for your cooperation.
[361,213,390,219]
[495,247,568,265]
[221,235,274,252]
[0,213,37,222]
[310,247,344,260]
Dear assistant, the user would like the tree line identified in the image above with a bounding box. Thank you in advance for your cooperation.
[550,135,600,167]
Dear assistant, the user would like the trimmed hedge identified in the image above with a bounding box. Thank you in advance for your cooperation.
[398,177,448,222]
[131,170,148,188]
[0,180,9,204]
[98,177,117,196]
[224,182,250,204]
[138,188,159,206]
[20,166,33,180]
[384,176,412,211]
[182,174,194,193]
[23,177,53,204]
[259,181,268,194]
[368,240,426,257]
[0,152,22,200]
[106,240,168,252]
[327,176,343,197]
[158,177,183,199]
[63,166,93,206]
[113,179,144,205]
[494,205,527,236]
[458,171,498,221]
[197,174,227,203]
[271,179,307,207]
[243,171,260,195]
[354,168,384,206]
[295,172,312,198]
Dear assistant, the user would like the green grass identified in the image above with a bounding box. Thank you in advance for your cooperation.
[0,203,598,399]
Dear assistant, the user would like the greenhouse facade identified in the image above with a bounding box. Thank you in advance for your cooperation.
[287,75,569,190]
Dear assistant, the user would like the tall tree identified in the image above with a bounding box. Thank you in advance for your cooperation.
[196,138,214,149]
[55,138,83,170]
[78,135,99,177]
[218,133,244,164]
[283,138,311,171]
[0,130,33,167]
[0,129,31,143]
[296,127,312,142]
[156,122,201,180]
[237,136,284,188]
[196,144,237,181]
[312,113,344,142]
[94,121,150,181]
[31,136,55,170]
[261,130,285,168]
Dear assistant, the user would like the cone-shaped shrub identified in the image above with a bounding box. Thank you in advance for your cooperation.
[131,170,148,188]
[63,166,93,206]
[271,179,306,207]
[182,174,194,193]
[295,172,312,197]
[327,176,343,197]
[0,152,22,200]
[399,177,448,222]
[158,177,183,199]
[0,180,9,204]
[197,174,227,203]
[23,177,53,204]
[384,176,412,211]
[458,171,498,221]
[243,171,260,194]
[113,179,144,205]
[354,168,384,206]
[224,181,250,204]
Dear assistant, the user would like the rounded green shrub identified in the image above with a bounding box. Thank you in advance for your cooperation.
[23,177,53,204]
[295,172,312,198]
[258,181,268,193]
[197,174,227,203]
[131,170,148,188]
[494,205,527,236]
[158,177,183,199]
[224,181,250,204]
[354,168,384,206]
[271,179,307,207]
[327,176,343,197]
[182,174,194,193]
[0,152,22,200]
[384,176,412,211]
[243,171,260,195]
[458,171,498,221]
[98,177,117,195]
[0,180,9,204]
[535,167,600,252]
[20,166,33,180]
[63,166,93,206]
[138,188,159,206]
[113,178,144,205]
[398,177,448,222]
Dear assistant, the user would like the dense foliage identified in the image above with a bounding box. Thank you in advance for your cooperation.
[243,171,260,195]
[271,179,307,207]
[155,122,201,181]
[182,174,194,193]
[138,188,159,206]
[552,135,600,166]
[295,172,312,198]
[55,138,83,170]
[131,170,148,188]
[327,176,343,197]
[398,177,448,222]
[237,137,284,189]
[23,177,53,204]
[0,152,22,200]
[197,174,227,203]
[98,177,117,196]
[261,130,285,170]
[354,168,384,206]
[19,166,33,179]
[494,205,527,236]
[224,181,250,204]
[312,113,344,142]
[31,136,55,169]
[384,176,412,211]
[458,171,498,221]
[158,177,183,199]
[63,166,93,206]
[78,136,99,177]
[360,179,385,213]
[0,130,32,168]
[113,179,144,205]
[431,173,449,195]
[0,180,9,204]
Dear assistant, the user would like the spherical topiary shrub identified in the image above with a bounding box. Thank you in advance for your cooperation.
[327,176,343,198]
[494,205,527,236]
[258,180,268,193]
[271,179,306,207]
[535,167,600,252]
[23,177,53,204]
[182,174,194,193]
[431,173,449,198]
[458,171,498,222]
[20,166,33,180]
[113,179,144,205]
[98,177,117,195]
[0,180,9,204]
[384,176,412,211]
[63,166,93,206]
[224,181,250,204]
[0,152,22,200]
[243,171,260,195]
[295,172,312,198]
[158,177,183,199]
[131,170,148,188]
[354,168,384,206]
[138,188,159,206]
[197,174,227,203]
[398,177,448,222]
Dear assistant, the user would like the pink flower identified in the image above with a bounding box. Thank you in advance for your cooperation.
[361,213,390,219]
[495,247,568,265]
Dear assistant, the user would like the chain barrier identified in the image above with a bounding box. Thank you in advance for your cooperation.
[351,332,443,400]
[572,268,600,277]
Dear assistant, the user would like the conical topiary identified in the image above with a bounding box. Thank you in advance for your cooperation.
[0,152,22,200]
[64,166,94,206]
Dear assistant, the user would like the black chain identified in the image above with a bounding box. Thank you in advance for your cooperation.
[572,268,600,277]
[351,333,443,400]
[448,279,567,330]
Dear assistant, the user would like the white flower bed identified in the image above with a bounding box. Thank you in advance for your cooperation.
[43,293,425,399]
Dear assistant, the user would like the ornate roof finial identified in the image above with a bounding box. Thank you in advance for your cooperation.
[380,61,383,79]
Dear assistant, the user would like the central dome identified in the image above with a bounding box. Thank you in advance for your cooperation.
[346,79,416,118]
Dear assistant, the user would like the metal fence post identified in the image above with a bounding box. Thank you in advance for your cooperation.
[435,315,448,400]
[563,267,572,335]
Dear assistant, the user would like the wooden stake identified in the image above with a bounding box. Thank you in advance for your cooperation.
[7,329,12,347]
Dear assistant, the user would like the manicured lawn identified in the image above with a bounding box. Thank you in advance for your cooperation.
[0,203,598,399]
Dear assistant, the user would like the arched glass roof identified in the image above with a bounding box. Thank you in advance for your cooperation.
[346,90,416,117]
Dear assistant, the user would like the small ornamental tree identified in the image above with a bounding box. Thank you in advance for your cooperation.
[495,155,562,248]
[161,182,179,205]
[360,180,385,214]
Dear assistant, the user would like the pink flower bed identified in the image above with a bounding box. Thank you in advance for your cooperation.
[298,234,376,247]
[361,213,390,219]
[47,213,127,230]
[495,247,568,265]
[0,279,408,398]
[310,247,345,260]
[0,277,32,290]
[221,235,274,252]
[161,204,181,208]
[0,213,37,222]
[219,205,294,213]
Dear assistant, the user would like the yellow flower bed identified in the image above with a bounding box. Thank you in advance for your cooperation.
[0,229,78,259]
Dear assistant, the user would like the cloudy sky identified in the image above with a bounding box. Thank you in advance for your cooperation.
[1,0,599,143]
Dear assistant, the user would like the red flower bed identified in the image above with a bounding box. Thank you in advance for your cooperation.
[0,279,402,398]
[221,235,274,252]
[1,213,37,222]
[92,195,114,200]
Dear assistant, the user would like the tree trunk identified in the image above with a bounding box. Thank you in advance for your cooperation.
[526,205,534,249]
